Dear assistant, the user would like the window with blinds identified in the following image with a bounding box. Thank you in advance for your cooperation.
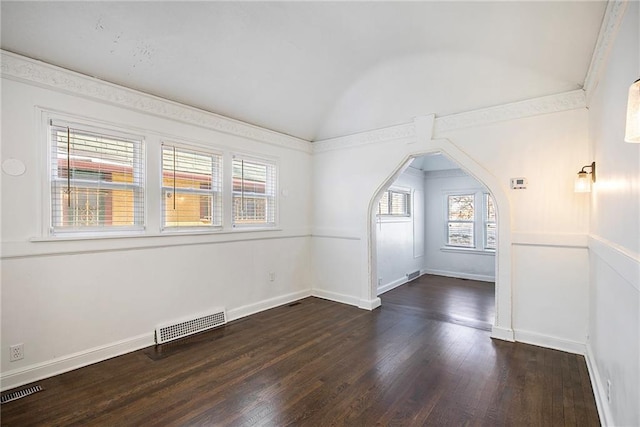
[378,189,410,217]
[447,194,474,247]
[49,121,144,233]
[162,144,222,229]
[232,156,277,227]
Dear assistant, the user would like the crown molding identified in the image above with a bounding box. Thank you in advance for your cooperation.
[403,166,426,178]
[583,0,629,103]
[424,168,468,179]
[433,89,587,134]
[312,122,417,153]
[0,50,312,153]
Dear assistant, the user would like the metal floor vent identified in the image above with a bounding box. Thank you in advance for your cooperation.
[1,385,43,404]
[406,270,421,281]
[155,308,226,344]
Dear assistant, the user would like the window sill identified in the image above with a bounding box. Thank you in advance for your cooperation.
[31,227,282,243]
[440,246,495,256]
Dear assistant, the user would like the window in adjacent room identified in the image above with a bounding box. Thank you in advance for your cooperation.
[447,194,475,247]
[49,120,144,234]
[162,143,222,229]
[378,189,411,217]
[484,193,497,250]
[232,156,277,227]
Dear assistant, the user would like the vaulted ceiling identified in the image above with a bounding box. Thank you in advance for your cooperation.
[1,1,606,141]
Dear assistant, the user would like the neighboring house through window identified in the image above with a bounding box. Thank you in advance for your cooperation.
[161,143,222,229]
[49,120,144,234]
[232,156,277,227]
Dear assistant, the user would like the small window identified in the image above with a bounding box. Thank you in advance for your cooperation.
[49,121,144,234]
[378,190,410,217]
[162,144,222,229]
[232,156,277,227]
[484,193,496,249]
[447,194,474,247]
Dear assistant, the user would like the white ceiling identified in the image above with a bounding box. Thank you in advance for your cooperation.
[1,1,606,141]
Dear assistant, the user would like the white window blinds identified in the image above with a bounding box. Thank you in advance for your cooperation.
[378,190,410,216]
[232,156,277,226]
[162,144,222,229]
[49,121,144,233]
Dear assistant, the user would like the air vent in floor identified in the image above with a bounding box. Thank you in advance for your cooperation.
[406,270,421,281]
[1,385,43,404]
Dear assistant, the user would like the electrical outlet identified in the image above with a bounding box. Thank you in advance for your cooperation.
[9,344,24,362]
[607,379,612,403]
[269,272,276,282]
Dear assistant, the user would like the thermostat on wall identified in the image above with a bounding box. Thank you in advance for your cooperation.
[510,177,527,189]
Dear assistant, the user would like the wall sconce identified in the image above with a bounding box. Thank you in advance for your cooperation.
[575,162,596,193]
[625,79,640,143]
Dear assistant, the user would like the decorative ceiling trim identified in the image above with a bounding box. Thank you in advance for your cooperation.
[312,123,417,153]
[583,0,629,102]
[0,50,312,153]
[433,89,587,134]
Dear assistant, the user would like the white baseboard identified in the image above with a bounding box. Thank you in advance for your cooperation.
[491,326,515,342]
[424,268,495,283]
[585,344,614,426]
[514,329,586,355]
[311,288,360,307]
[1,289,313,393]
[227,289,312,322]
[377,276,408,295]
[358,297,381,310]
[1,333,154,392]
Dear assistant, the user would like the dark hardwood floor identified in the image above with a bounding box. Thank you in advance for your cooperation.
[1,275,599,426]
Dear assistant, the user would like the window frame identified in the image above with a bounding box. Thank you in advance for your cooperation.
[445,192,476,248]
[484,193,497,250]
[231,154,278,229]
[160,141,223,232]
[47,116,146,236]
[441,190,496,254]
[377,188,411,220]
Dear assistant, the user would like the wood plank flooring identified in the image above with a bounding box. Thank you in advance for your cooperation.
[1,275,599,426]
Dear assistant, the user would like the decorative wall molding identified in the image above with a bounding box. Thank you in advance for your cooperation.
[312,122,417,153]
[511,232,589,249]
[588,234,640,291]
[0,50,312,153]
[583,0,629,102]
[434,90,587,134]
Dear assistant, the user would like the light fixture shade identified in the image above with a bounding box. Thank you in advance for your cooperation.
[574,171,591,193]
[625,79,640,143]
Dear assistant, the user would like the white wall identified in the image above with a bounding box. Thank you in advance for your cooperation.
[375,167,426,294]
[0,57,313,390]
[439,108,590,353]
[423,169,495,282]
[313,105,589,350]
[586,2,639,425]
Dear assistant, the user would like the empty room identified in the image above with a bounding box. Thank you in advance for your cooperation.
[1,1,638,425]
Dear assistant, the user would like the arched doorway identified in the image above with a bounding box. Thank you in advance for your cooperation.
[367,142,513,341]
